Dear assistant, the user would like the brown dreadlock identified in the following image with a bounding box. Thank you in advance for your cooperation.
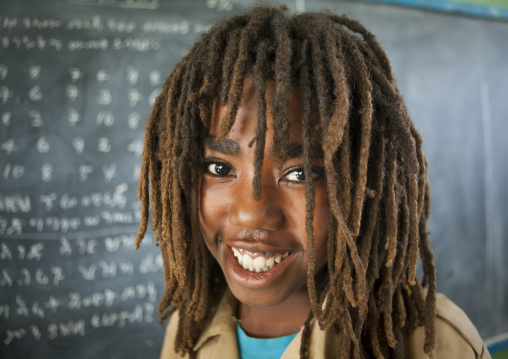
[136,4,437,359]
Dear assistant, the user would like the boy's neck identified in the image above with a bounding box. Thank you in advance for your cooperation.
[237,285,311,338]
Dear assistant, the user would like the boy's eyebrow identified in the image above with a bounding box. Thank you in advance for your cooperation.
[201,135,240,155]
[201,136,323,159]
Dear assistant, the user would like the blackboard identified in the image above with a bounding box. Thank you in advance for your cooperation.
[1,0,507,357]
[0,0,238,357]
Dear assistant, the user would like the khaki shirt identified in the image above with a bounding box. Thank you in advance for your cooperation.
[160,290,491,359]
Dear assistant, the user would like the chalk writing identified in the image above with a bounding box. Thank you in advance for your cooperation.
[1,140,17,154]
[141,20,189,34]
[36,137,50,153]
[128,112,141,129]
[4,328,25,345]
[22,17,62,30]
[66,84,79,100]
[28,65,41,79]
[1,4,178,353]
[3,163,25,180]
[29,111,43,127]
[1,36,62,51]
[68,16,104,31]
[68,38,108,51]
[68,67,81,82]
[41,163,53,182]
[111,37,159,51]
[1,112,11,126]
[73,137,85,155]
[1,17,18,30]
[47,320,85,339]
[0,86,12,104]
[128,88,142,106]
[96,111,115,126]
[68,108,80,126]
[97,89,112,104]
[0,195,31,213]
[107,19,137,33]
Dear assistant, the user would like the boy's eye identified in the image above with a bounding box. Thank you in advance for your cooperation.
[283,167,323,183]
[284,169,306,183]
[205,162,234,177]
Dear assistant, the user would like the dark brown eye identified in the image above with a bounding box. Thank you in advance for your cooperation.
[285,169,305,182]
[206,162,233,177]
[283,167,324,183]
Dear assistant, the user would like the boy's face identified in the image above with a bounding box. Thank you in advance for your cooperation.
[199,76,330,308]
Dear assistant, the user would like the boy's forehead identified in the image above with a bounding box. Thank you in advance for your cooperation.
[207,75,320,141]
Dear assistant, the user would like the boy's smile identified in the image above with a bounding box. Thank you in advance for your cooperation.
[199,76,330,323]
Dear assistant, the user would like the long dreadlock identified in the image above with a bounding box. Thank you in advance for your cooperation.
[136,5,437,359]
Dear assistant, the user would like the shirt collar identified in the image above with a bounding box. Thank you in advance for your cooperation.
[193,288,239,351]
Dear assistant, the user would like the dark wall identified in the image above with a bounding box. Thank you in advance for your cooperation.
[1,0,506,357]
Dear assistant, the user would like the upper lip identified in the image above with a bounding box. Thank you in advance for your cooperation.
[226,242,295,254]
[221,229,299,254]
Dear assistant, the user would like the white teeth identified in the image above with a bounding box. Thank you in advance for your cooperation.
[242,255,253,268]
[253,256,266,269]
[231,247,291,273]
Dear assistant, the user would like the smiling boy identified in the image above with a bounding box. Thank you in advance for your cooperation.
[135,5,491,359]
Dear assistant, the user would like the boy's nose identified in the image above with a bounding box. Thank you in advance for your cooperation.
[228,181,283,231]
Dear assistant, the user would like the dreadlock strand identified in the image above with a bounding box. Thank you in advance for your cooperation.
[332,14,395,84]
[394,286,406,328]
[160,159,175,262]
[360,132,386,268]
[410,126,428,217]
[271,8,292,161]
[136,95,161,248]
[299,314,313,359]
[406,174,419,285]
[384,154,398,268]
[299,48,325,326]
[340,32,374,237]
[366,221,381,291]
[220,7,273,137]
[157,241,173,313]
[307,19,332,131]
[198,16,249,117]
[341,307,359,346]
[342,257,357,308]
[170,169,188,287]
[338,123,353,221]
[186,241,203,319]
[252,39,270,200]
[136,161,150,249]
[322,25,349,162]
[220,28,242,104]
[195,241,210,319]
[380,265,398,348]
[368,297,385,359]
[418,203,437,356]
[392,184,410,284]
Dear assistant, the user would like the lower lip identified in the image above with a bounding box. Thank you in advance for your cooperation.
[223,244,296,289]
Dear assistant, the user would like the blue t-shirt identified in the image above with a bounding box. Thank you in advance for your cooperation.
[236,322,298,359]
